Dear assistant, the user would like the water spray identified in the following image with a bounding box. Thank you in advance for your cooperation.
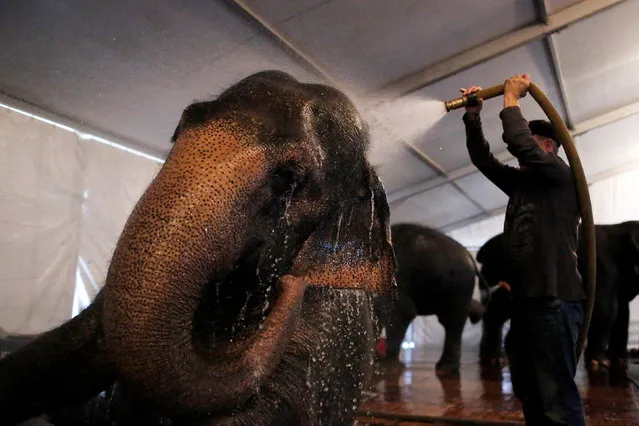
[444,82,597,359]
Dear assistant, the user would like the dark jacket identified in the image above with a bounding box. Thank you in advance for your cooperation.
[463,106,585,301]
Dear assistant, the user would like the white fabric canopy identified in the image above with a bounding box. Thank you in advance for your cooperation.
[0,106,160,334]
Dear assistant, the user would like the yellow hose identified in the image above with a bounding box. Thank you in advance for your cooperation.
[445,83,596,358]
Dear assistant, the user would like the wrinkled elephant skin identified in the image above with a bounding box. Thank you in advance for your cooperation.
[0,71,396,425]
[374,224,485,375]
[477,221,639,373]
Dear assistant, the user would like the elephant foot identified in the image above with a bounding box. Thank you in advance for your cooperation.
[586,357,611,373]
[480,355,507,368]
[435,361,460,377]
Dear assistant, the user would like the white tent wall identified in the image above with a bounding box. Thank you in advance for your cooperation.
[0,105,161,334]
[0,107,85,334]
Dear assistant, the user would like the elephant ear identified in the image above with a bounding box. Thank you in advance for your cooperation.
[170,102,211,142]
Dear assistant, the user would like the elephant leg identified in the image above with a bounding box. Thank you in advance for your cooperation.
[607,298,630,374]
[384,294,417,361]
[585,265,617,371]
[436,311,466,375]
[585,298,617,370]
[480,314,508,367]
[0,292,116,424]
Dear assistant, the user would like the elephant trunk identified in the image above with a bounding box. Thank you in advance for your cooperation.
[102,125,303,416]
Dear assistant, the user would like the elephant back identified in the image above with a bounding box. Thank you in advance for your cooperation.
[390,223,474,292]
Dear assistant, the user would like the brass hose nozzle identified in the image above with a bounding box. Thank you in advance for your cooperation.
[444,93,480,112]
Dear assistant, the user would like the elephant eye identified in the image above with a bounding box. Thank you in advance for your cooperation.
[272,162,306,198]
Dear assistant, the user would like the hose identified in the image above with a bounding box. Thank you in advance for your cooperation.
[445,83,597,359]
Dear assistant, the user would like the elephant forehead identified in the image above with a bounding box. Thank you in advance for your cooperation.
[172,119,266,167]
[145,119,270,217]
[219,75,364,142]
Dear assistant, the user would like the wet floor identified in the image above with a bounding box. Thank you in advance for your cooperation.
[356,349,639,425]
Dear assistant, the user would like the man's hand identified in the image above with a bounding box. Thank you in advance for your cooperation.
[459,86,483,113]
[504,74,531,107]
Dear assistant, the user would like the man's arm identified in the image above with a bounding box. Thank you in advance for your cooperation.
[499,106,570,183]
[501,76,571,183]
[464,111,519,196]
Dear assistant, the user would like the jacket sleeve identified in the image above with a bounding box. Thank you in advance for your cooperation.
[499,106,571,184]
[464,111,519,196]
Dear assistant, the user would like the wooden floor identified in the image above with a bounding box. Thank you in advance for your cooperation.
[356,349,639,426]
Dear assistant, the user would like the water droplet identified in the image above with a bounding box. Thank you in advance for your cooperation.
[333,211,343,253]
[368,191,375,258]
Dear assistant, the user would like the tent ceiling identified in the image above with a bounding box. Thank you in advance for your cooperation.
[242,0,537,91]
[546,0,583,12]
[553,0,639,122]
[0,1,321,157]
[0,0,636,232]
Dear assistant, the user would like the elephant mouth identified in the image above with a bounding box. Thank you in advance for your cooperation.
[192,240,286,352]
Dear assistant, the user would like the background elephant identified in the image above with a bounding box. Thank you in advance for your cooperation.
[477,221,639,373]
[375,223,486,375]
[0,71,396,425]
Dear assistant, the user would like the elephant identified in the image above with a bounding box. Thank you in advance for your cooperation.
[477,221,639,374]
[0,70,397,425]
[374,223,487,375]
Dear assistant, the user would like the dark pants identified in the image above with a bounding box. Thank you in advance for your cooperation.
[505,298,585,425]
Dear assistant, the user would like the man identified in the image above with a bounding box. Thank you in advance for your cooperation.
[461,74,586,425]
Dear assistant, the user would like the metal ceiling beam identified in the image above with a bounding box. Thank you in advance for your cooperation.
[389,96,639,205]
[533,0,577,129]
[377,0,627,99]
[571,98,639,137]
[543,34,576,129]
[388,150,511,204]
[227,0,343,91]
[402,140,489,215]
[585,158,639,185]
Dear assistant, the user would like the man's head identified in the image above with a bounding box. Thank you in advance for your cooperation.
[529,120,560,154]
